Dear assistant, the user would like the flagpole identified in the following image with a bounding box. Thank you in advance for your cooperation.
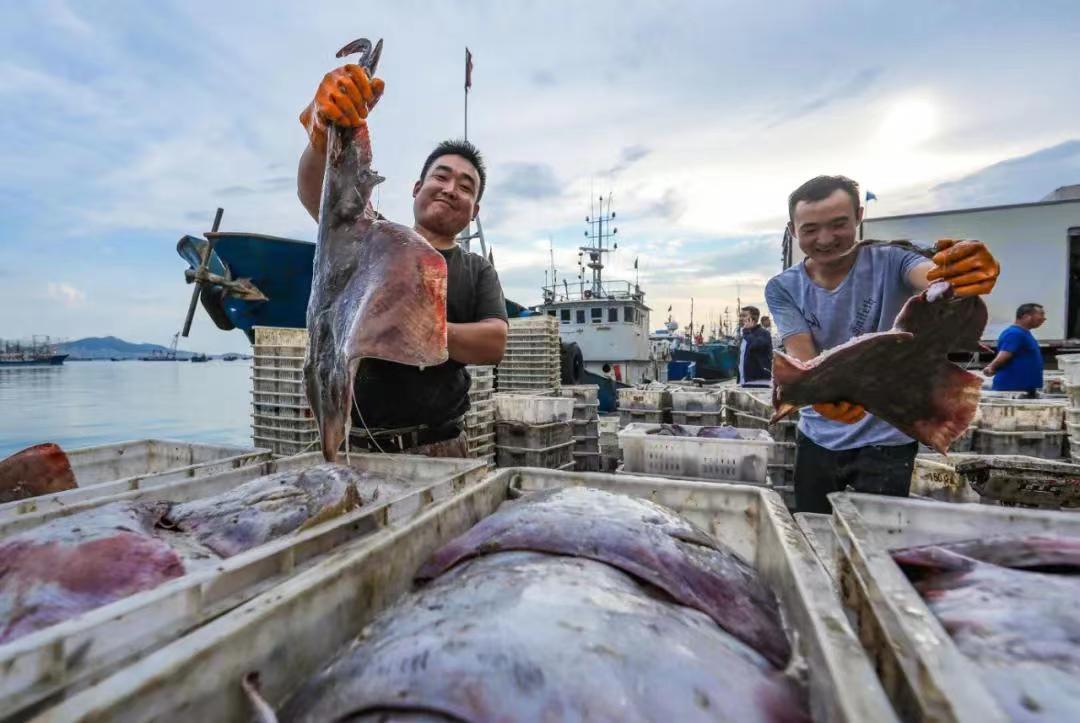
[464,47,470,141]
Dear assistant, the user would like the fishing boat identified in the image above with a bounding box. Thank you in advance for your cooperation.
[532,196,664,387]
[190,353,210,363]
[0,337,68,367]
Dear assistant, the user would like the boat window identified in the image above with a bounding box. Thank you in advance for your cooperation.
[608,308,619,323]
[624,306,636,323]
[576,309,586,324]
[591,308,602,324]
[560,309,571,323]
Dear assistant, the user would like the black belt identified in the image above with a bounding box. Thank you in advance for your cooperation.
[348,419,462,453]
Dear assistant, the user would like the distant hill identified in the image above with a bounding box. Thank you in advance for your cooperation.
[59,336,195,360]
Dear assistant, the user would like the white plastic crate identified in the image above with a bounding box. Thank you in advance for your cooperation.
[671,410,724,426]
[909,454,982,503]
[618,422,773,483]
[252,375,305,395]
[251,365,304,382]
[1057,353,1080,386]
[253,326,307,347]
[573,401,600,421]
[494,394,573,424]
[670,388,724,412]
[976,399,1066,432]
[617,386,671,411]
[251,402,314,420]
[252,390,307,405]
[555,385,600,404]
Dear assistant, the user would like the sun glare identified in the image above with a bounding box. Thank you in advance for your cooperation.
[876,98,938,148]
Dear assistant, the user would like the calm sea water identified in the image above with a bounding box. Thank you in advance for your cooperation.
[0,360,256,458]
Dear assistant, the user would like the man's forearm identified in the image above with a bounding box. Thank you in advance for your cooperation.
[448,319,507,365]
[298,143,326,221]
[984,350,1013,374]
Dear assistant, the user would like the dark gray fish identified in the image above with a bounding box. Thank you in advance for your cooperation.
[161,463,365,558]
[304,39,448,462]
[416,486,790,667]
[772,285,987,454]
[894,535,1080,721]
[0,502,183,643]
[279,552,809,723]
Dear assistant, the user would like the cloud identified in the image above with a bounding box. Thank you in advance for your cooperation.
[767,66,884,128]
[929,139,1080,209]
[496,162,562,200]
[46,282,86,307]
[643,187,686,222]
[605,144,651,176]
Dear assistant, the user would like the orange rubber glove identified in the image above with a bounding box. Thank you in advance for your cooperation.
[300,65,385,155]
[813,401,867,424]
[925,239,1000,297]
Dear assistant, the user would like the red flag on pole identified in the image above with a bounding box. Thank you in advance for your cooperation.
[465,47,473,91]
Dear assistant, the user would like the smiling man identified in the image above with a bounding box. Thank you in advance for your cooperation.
[296,62,507,457]
[765,175,999,512]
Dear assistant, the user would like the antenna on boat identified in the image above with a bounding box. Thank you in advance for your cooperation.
[582,194,617,299]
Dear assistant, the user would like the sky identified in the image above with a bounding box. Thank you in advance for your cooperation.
[2,1,1079,353]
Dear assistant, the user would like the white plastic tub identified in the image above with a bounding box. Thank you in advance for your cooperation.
[0,452,486,720]
[976,398,1066,432]
[909,453,981,503]
[35,470,897,723]
[0,440,270,525]
[617,385,672,411]
[1056,353,1080,386]
[493,393,573,424]
[670,387,724,412]
[618,422,773,483]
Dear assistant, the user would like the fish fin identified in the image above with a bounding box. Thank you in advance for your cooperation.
[241,672,279,723]
[770,402,801,423]
[906,364,982,453]
[771,350,808,386]
[0,443,77,502]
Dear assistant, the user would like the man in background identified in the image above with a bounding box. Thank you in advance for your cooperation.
[738,306,772,387]
[984,303,1046,397]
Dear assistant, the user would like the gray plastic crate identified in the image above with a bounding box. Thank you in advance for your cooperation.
[572,419,599,438]
[573,401,600,421]
[572,451,602,471]
[573,435,600,454]
[972,429,1065,458]
[618,408,669,427]
[495,440,575,468]
[556,385,600,404]
[495,420,573,448]
[671,410,724,426]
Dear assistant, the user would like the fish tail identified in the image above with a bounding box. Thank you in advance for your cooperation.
[770,352,806,422]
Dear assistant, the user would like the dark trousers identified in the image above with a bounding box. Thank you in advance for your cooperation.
[794,432,917,513]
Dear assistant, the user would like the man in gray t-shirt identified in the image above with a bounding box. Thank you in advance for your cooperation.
[765,175,1000,513]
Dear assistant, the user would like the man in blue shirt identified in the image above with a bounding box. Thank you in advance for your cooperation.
[766,175,1000,513]
[984,304,1046,395]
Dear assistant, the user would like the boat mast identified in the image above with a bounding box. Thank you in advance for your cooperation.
[580,195,617,298]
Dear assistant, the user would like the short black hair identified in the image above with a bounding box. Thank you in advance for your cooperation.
[788,175,860,223]
[419,139,486,200]
[1017,303,1044,319]
[742,305,761,322]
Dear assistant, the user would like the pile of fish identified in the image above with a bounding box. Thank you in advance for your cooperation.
[268,487,809,722]
[0,463,406,644]
[771,279,987,454]
[648,423,749,440]
[304,37,448,463]
[0,443,76,503]
[894,535,1080,720]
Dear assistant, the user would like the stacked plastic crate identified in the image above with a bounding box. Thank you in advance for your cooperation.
[1061,355,1080,462]
[557,385,601,471]
[251,327,320,457]
[725,386,798,496]
[493,394,575,469]
[670,386,724,426]
[972,396,1067,458]
[497,316,561,394]
[617,385,672,427]
[598,415,620,471]
[464,365,496,466]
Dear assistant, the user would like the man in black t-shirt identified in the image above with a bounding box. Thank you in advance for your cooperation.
[297,62,507,456]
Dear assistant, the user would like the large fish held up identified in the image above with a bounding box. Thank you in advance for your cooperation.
[0,443,77,503]
[771,242,987,453]
[893,535,1080,721]
[305,38,449,462]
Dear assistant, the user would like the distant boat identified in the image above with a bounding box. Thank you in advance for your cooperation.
[190,353,210,363]
[221,353,241,361]
[0,337,68,367]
